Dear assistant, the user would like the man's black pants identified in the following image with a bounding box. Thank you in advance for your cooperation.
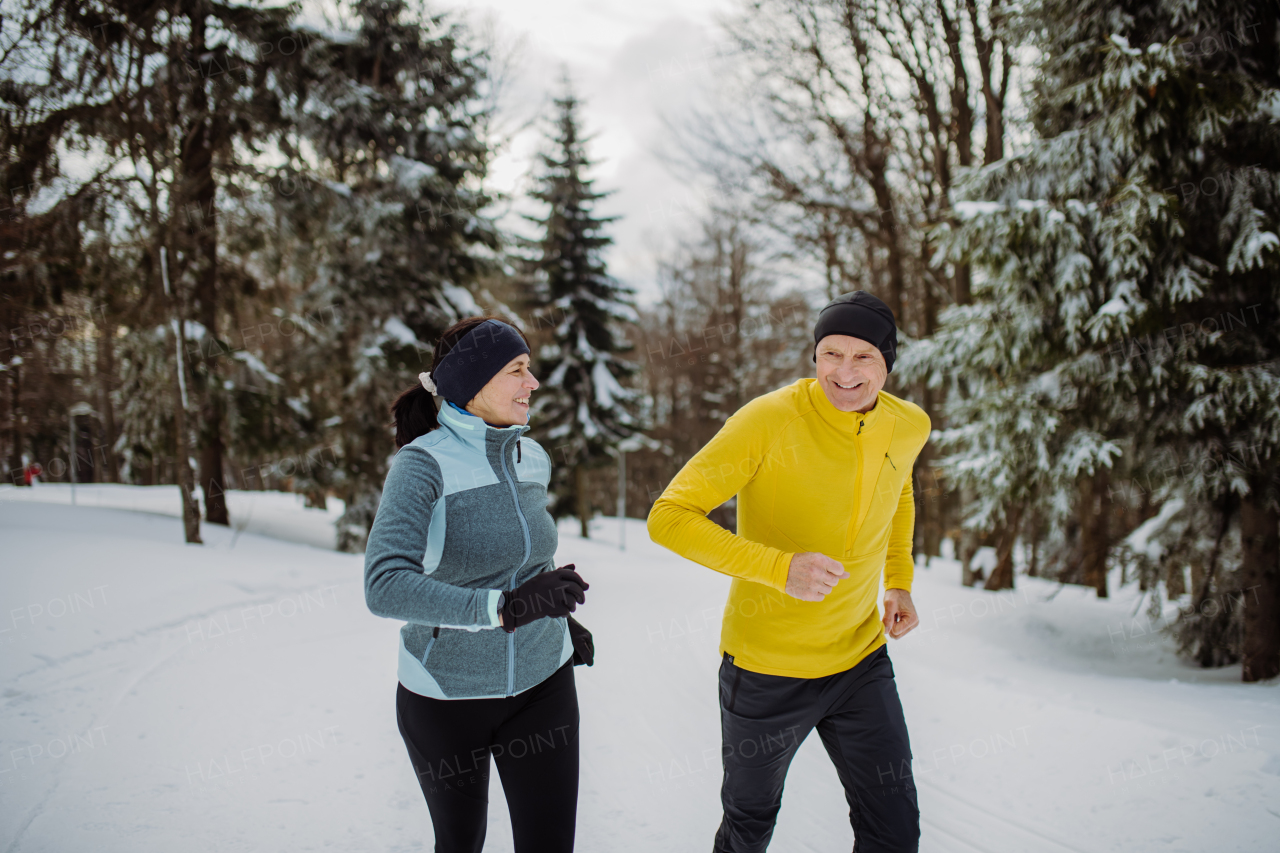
[396,660,579,853]
[713,644,919,853]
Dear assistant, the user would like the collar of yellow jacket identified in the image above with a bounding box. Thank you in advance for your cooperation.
[805,377,886,433]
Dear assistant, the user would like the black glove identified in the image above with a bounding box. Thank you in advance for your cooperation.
[567,615,594,666]
[500,564,588,633]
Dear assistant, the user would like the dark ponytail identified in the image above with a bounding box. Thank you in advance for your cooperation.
[391,384,439,449]
[390,314,533,448]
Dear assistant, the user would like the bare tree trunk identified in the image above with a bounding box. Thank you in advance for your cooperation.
[71,415,95,483]
[162,247,202,545]
[1026,510,1040,577]
[7,360,22,483]
[183,9,229,526]
[965,0,1007,165]
[867,155,905,322]
[1239,494,1279,682]
[174,393,202,544]
[95,311,121,482]
[984,507,1021,591]
[960,512,991,587]
[576,463,589,539]
[1080,469,1109,597]
[199,429,229,523]
[936,0,974,310]
[916,385,941,559]
[915,235,943,557]
[954,262,972,305]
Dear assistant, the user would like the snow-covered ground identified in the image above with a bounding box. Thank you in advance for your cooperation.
[1,487,1276,852]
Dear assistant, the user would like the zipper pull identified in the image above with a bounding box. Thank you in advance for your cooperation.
[885,452,896,470]
[517,439,521,463]
[857,420,864,435]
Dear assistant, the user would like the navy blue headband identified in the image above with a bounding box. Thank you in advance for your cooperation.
[431,320,530,407]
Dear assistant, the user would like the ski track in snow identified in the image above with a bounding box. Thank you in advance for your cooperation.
[1,488,1277,852]
[917,779,1087,853]
[3,587,329,690]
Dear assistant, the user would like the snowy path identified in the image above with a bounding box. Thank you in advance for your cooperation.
[0,492,1276,852]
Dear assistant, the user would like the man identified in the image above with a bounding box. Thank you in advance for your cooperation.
[647,291,928,853]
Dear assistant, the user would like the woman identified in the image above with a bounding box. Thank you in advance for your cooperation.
[364,315,594,853]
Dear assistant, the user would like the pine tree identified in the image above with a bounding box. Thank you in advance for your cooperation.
[287,0,500,551]
[2,0,498,549]
[2,0,321,536]
[523,85,642,537]
[898,0,1279,678]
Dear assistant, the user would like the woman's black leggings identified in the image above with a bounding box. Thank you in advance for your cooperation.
[396,659,579,853]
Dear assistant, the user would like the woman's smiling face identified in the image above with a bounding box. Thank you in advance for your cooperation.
[466,353,540,426]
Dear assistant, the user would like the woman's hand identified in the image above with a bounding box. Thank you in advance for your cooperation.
[567,615,594,666]
[500,564,589,632]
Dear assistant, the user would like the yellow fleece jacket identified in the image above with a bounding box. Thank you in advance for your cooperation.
[646,378,930,678]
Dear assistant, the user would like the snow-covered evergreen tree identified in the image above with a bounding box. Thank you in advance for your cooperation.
[287,0,500,551]
[2,0,319,536]
[523,86,643,537]
[898,0,1279,678]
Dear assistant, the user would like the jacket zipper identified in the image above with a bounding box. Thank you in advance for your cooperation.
[848,418,865,554]
[500,429,532,696]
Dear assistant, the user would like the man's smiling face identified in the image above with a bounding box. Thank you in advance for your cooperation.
[815,334,888,414]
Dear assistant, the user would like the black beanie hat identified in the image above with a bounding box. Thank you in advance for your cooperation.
[812,291,898,372]
[432,319,531,407]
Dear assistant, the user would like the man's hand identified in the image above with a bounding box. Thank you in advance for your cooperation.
[882,588,918,639]
[784,552,850,601]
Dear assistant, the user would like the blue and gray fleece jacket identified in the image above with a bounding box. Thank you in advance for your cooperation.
[363,400,571,699]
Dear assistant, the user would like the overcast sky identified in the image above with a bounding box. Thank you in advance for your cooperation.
[438,0,739,306]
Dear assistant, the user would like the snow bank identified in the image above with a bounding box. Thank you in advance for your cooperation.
[0,484,343,550]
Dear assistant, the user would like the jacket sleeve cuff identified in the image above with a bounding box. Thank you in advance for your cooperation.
[487,590,503,627]
[884,572,913,593]
[771,551,795,592]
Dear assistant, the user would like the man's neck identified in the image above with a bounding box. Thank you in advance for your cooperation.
[853,395,879,415]
[823,389,880,415]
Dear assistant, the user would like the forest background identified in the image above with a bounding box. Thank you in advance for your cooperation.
[2,0,1277,681]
